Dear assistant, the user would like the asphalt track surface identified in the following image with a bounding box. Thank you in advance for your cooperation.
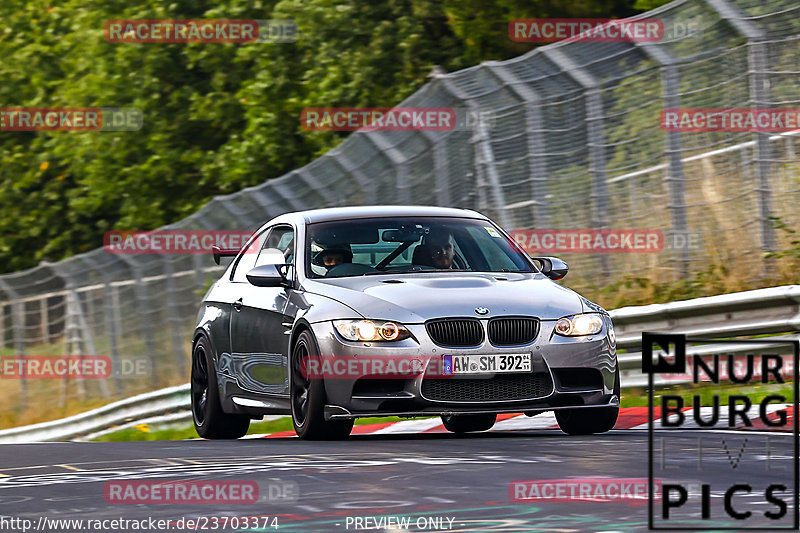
[0,425,796,532]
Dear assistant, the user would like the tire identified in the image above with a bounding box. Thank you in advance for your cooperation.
[290,330,353,440]
[441,413,497,433]
[556,367,620,436]
[191,335,250,439]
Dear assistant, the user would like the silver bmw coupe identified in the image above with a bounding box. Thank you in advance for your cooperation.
[191,206,619,440]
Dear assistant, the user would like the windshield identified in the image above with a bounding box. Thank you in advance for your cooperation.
[306,217,535,278]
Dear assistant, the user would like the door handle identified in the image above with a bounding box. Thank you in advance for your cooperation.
[233,298,243,312]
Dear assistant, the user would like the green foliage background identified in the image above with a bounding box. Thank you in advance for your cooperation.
[0,0,667,273]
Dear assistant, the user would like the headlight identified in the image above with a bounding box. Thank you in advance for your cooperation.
[554,313,604,336]
[333,320,411,342]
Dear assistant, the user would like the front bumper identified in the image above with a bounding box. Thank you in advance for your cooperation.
[309,318,617,420]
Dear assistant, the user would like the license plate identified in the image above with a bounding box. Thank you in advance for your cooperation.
[443,353,531,375]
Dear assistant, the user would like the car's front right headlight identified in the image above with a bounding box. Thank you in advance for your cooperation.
[333,319,411,342]
[554,313,604,336]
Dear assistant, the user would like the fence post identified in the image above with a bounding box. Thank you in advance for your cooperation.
[0,303,5,351]
[116,256,161,388]
[486,62,549,227]
[39,298,49,345]
[363,133,411,205]
[268,178,309,212]
[430,69,511,227]
[749,41,776,261]
[543,48,610,277]
[163,257,187,376]
[705,0,775,269]
[103,278,123,395]
[327,151,379,205]
[0,279,26,408]
[433,141,452,206]
[63,290,88,397]
[636,43,689,279]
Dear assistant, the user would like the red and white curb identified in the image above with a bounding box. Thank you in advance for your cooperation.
[245,404,795,439]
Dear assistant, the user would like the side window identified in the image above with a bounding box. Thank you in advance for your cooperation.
[255,226,295,267]
[231,227,271,283]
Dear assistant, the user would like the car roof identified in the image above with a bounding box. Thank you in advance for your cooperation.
[268,205,488,226]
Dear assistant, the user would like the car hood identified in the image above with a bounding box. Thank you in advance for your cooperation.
[303,272,588,323]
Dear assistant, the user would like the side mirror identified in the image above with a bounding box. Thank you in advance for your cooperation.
[531,256,568,280]
[246,265,287,287]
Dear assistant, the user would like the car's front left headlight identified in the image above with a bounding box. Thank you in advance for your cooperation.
[333,319,412,342]
[554,313,604,336]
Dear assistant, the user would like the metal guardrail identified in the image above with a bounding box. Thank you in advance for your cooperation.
[1,284,798,443]
[611,285,800,349]
[618,334,800,388]
[0,384,189,444]
[611,285,800,388]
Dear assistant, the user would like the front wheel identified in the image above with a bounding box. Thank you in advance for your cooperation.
[290,331,353,440]
[441,413,497,433]
[191,335,250,439]
[556,368,620,435]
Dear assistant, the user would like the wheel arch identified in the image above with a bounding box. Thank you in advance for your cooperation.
[289,319,317,354]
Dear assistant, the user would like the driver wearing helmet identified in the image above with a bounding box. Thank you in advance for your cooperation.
[313,245,353,271]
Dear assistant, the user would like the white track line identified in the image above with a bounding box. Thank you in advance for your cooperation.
[372,418,444,434]
[493,413,559,431]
